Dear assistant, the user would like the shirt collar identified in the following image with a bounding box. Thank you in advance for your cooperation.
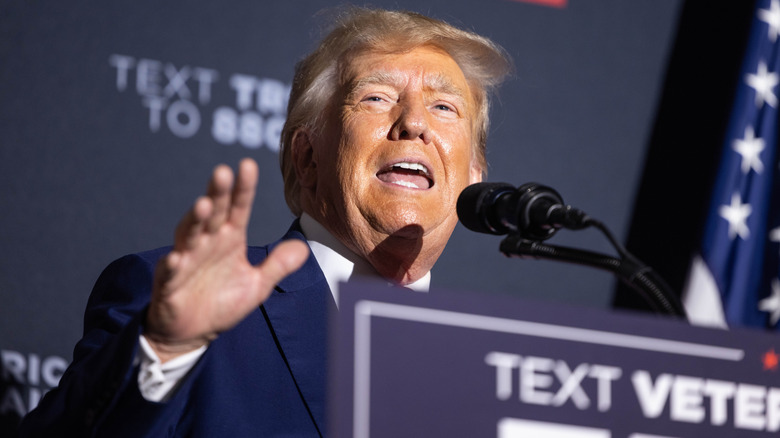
[299,213,430,304]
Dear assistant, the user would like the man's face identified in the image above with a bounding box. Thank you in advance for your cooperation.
[307,45,481,264]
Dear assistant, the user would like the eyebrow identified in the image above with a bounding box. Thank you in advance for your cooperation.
[345,70,468,105]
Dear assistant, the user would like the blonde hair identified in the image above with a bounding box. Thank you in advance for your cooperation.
[280,7,511,215]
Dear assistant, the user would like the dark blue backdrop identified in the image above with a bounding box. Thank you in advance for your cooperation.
[0,0,688,430]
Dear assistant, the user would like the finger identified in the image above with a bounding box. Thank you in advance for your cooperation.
[255,239,310,296]
[229,158,259,229]
[173,196,212,251]
[152,251,181,296]
[205,164,234,233]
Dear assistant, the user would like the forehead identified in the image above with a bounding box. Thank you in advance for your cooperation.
[341,46,472,98]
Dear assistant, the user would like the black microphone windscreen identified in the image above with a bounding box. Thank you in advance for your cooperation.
[456,182,515,235]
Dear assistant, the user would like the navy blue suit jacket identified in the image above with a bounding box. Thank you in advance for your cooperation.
[18,224,336,437]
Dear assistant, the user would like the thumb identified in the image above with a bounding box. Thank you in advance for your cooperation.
[256,239,310,290]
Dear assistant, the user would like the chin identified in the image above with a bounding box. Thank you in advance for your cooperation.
[378,208,450,240]
[388,223,426,240]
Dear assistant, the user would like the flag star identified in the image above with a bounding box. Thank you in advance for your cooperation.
[770,226,780,253]
[746,61,779,107]
[732,126,765,174]
[719,192,752,240]
[759,278,780,326]
[759,0,780,43]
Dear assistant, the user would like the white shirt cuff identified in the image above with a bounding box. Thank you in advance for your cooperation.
[136,335,207,402]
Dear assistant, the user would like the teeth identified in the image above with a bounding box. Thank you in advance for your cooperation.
[393,162,429,175]
[392,180,420,189]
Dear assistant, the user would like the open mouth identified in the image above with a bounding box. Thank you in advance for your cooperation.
[376,161,433,189]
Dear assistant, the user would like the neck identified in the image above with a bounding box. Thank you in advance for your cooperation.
[362,231,442,285]
[300,198,446,285]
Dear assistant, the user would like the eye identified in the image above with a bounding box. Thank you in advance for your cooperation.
[362,93,394,104]
[433,102,459,117]
[355,91,395,113]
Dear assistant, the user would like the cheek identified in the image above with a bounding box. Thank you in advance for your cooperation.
[334,137,367,179]
[330,132,377,198]
[337,117,388,172]
[440,136,476,184]
[343,110,389,138]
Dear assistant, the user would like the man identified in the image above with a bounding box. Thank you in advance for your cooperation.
[18,7,510,437]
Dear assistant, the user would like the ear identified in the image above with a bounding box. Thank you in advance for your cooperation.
[469,162,483,185]
[291,129,318,189]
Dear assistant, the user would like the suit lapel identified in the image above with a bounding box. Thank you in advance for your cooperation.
[257,224,336,435]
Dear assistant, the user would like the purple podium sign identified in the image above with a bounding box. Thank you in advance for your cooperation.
[329,281,780,438]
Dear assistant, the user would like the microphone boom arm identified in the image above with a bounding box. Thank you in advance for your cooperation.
[499,234,687,319]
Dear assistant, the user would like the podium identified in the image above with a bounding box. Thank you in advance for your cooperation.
[330,282,780,437]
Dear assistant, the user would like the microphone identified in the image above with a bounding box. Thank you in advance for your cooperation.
[456,182,589,240]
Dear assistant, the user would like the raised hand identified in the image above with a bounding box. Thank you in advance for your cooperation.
[144,158,309,362]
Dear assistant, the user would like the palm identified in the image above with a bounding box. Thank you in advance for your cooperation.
[145,159,308,361]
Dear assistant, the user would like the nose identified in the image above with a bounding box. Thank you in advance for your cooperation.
[390,98,432,144]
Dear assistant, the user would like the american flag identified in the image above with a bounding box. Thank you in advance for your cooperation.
[684,0,780,330]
